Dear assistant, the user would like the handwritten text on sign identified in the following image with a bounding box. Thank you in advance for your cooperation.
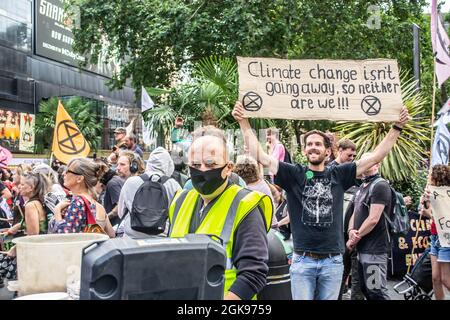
[238,57,403,121]
[429,186,450,248]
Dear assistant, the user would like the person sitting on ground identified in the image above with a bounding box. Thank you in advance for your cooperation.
[49,158,115,238]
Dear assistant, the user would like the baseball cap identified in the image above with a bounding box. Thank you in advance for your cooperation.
[114,127,126,134]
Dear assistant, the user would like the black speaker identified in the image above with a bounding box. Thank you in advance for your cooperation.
[80,234,226,300]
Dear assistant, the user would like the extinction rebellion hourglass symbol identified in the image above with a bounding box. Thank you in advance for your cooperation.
[361,95,381,116]
[56,120,87,155]
[242,92,263,112]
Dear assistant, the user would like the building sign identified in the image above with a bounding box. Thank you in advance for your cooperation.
[106,104,130,122]
[238,56,403,122]
[35,0,85,67]
[0,109,35,153]
[34,0,119,77]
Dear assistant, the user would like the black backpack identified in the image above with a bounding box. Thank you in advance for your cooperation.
[129,174,170,235]
[366,178,410,238]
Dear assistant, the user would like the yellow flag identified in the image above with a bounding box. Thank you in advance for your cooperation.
[52,101,90,164]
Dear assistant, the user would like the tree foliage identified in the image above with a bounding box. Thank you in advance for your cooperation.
[68,0,431,106]
[35,97,103,153]
[335,75,430,182]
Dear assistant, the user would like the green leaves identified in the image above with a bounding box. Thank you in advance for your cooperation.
[35,97,103,153]
[335,74,431,183]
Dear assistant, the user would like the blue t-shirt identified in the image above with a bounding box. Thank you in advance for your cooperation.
[274,162,356,254]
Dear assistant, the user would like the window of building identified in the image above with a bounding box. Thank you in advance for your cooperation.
[0,0,32,52]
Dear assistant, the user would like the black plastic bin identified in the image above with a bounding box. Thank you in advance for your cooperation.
[258,229,292,300]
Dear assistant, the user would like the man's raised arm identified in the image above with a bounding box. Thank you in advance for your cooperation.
[356,106,409,176]
[232,101,279,175]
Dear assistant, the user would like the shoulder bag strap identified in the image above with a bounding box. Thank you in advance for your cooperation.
[79,195,97,225]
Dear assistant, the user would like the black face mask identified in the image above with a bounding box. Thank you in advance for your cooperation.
[189,165,227,195]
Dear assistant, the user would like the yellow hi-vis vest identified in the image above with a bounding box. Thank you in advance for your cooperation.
[168,184,273,298]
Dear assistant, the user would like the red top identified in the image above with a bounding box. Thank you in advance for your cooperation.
[2,181,14,208]
[431,220,438,235]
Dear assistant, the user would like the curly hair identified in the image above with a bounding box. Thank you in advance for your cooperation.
[233,155,260,184]
[431,165,450,186]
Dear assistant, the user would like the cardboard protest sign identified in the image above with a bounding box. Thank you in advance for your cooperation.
[429,186,450,248]
[238,57,403,122]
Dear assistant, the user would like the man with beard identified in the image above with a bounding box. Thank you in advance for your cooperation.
[232,101,409,300]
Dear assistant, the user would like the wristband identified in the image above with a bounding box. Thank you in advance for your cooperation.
[392,125,403,132]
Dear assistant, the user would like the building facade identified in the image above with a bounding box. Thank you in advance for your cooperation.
[0,0,137,153]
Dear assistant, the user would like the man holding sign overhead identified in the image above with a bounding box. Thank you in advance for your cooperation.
[232,57,409,300]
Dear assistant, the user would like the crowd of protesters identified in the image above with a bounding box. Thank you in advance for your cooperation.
[0,104,449,300]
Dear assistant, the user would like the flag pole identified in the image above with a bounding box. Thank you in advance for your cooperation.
[404,59,436,274]
[406,59,438,275]
[430,58,438,166]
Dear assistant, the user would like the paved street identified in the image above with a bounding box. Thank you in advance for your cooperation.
[3,277,448,300]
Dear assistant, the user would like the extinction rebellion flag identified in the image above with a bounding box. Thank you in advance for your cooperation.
[51,101,90,164]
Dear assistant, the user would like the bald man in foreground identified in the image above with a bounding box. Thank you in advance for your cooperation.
[168,126,273,300]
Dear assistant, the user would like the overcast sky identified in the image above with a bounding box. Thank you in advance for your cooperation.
[424,0,450,13]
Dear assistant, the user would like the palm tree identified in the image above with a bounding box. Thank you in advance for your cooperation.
[143,56,277,150]
[35,96,103,153]
[334,76,430,182]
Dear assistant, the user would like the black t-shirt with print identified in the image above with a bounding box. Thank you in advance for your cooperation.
[275,162,357,254]
[353,179,392,254]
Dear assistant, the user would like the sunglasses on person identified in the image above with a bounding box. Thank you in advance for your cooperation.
[65,169,82,176]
